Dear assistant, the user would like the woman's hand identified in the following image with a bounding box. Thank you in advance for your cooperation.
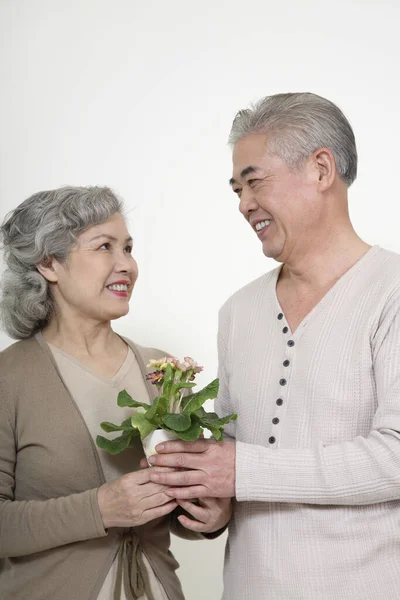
[176,497,232,533]
[97,468,177,529]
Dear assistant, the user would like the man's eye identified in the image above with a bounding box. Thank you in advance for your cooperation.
[124,245,133,254]
[248,179,259,187]
[233,188,241,196]
[99,242,110,250]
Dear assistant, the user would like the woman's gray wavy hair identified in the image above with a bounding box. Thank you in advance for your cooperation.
[229,92,358,186]
[0,185,123,340]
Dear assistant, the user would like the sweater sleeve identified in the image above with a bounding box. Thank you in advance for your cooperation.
[215,299,236,443]
[0,394,106,558]
[235,291,400,505]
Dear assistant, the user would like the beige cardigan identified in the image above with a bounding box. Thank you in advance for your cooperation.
[0,334,196,600]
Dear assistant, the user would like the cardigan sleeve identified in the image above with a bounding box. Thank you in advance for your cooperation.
[0,391,106,558]
[215,299,236,443]
[233,290,400,505]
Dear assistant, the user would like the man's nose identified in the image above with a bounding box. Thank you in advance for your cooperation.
[239,188,258,218]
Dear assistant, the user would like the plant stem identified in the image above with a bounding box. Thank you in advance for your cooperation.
[175,392,184,413]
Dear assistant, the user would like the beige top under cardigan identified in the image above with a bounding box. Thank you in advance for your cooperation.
[0,335,190,600]
[47,342,168,600]
[217,246,400,600]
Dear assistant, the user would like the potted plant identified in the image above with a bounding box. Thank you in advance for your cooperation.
[96,356,237,462]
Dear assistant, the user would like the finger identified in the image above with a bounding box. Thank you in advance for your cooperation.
[150,466,177,473]
[142,500,178,523]
[166,485,209,500]
[140,481,172,497]
[125,469,151,485]
[148,452,203,469]
[149,469,202,487]
[177,514,209,532]
[154,439,213,454]
[140,458,148,469]
[144,491,175,509]
[177,499,207,521]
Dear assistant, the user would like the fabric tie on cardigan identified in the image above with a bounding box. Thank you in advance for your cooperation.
[114,532,155,600]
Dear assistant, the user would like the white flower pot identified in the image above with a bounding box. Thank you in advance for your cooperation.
[142,429,179,464]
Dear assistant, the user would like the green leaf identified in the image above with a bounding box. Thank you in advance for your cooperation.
[145,395,169,422]
[182,379,220,415]
[198,411,238,428]
[100,418,136,433]
[174,419,202,441]
[96,432,133,454]
[131,408,158,439]
[172,382,196,392]
[117,389,150,410]
[206,426,223,441]
[194,407,211,420]
[193,408,237,440]
[162,364,174,398]
[162,413,191,432]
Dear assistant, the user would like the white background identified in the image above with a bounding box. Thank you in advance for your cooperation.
[1,1,400,598]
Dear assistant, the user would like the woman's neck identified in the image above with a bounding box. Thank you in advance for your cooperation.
[42,317,121,358]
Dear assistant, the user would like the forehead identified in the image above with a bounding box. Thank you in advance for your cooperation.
[79,213,130,241]
[231,133,274,180]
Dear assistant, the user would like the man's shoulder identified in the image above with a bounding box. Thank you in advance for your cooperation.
[219,267,279,315]
[369,247,400,295]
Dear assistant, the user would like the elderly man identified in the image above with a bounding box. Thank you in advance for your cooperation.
[149,93,400,599]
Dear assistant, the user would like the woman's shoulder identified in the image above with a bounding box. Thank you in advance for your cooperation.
[121,337,171,365]
[0,337,41,369]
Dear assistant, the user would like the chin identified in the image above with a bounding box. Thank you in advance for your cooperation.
[112,307,130,320]
[262,240,285,262]
[102,304,130,321]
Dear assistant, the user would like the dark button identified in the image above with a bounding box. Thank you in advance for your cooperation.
[277,313,283,320]
[287,340,295,347]
[269,436,276,444]
[282,326,289,334]
[272,417,279,425]
[283,360,290,367]
[276,398,283,406]
[279,378,287,386]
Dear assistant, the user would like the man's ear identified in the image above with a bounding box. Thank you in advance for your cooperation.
[313,148,336,191]
[36,257,59,283]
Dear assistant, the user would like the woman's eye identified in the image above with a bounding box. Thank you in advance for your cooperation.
[124,246,133,254]
[99,242,110,250]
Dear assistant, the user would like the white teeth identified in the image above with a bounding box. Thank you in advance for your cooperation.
[108,284,128,292]
[255,220,271,231]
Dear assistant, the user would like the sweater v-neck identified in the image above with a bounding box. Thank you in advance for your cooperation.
[272,245,382,337]
[46,340,133,387]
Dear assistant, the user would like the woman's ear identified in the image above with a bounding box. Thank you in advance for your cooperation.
[36,257,59,283]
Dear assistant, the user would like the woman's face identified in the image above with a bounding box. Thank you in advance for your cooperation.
[44,213,138,324]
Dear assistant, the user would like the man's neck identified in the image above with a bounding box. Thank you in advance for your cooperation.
[280,231,371,293]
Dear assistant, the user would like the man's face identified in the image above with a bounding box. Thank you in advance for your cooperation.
[230,133,320,262]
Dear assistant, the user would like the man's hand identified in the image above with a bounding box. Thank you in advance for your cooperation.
[147,439,236,499]
[176,497,232,533]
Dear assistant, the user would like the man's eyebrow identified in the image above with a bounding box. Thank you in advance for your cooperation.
[229,166,260,187]
[89,234,133,243]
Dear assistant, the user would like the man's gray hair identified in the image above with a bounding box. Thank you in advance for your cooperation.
[0,185,123,340]
[229,92,357,186]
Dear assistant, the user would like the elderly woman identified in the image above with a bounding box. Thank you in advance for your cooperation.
[0,186,231,600]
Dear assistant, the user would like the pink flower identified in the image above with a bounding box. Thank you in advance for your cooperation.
[184,357,204,374]
[146,371,164,385]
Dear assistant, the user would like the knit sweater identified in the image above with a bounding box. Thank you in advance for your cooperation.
[216,245,400,599]
[0,335,192,600]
